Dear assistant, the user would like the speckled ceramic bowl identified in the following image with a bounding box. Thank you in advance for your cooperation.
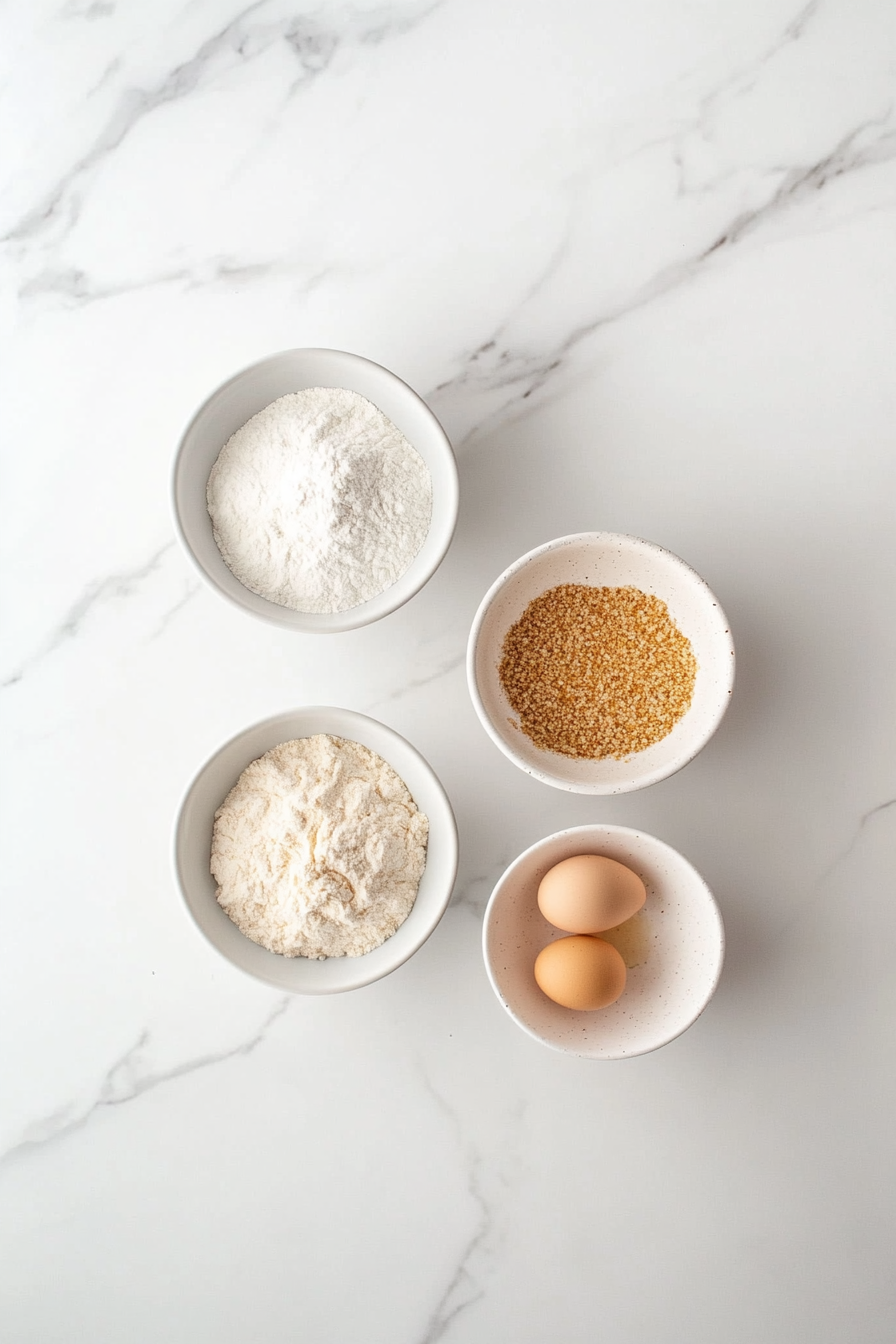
[467,532,735,793]
[172,348,458,633]
[482,824,724,1058]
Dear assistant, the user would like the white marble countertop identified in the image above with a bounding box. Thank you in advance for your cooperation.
[2,3,895,1340]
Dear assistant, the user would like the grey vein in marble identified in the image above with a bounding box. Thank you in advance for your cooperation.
[3,0,444,254]
[679,0,823,163]
[282,0,444,95]
[1,997,290,1165]
[6,2,284,247]
[364,651,465,711]
[701,116,896,256]
[2,540,174,688]
[432,111,896,448]
[768,796,896,941]
[428,2,893,445]
[449,855,519,915]
[815,796,896,888]
[416,1073,493,1344]
[18,256,331,308]
[149,580,202,641]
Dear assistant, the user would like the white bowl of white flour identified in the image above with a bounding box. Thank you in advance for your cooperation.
[173,706,458,993]
[172,349,458,632]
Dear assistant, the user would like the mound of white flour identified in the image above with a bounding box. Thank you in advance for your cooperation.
[210,734,429,959]
[206,388,433,614]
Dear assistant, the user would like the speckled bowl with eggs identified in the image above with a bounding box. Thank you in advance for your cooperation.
[483,824,724,1059]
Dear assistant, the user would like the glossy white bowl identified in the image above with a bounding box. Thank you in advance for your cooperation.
[467,532,735,793]
[483,824,724,1058]
[172,348,458,633]
[173,707,458,993]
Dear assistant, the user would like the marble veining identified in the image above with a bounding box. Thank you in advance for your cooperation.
[431,106,896,446]
[416,1074,493,1344]
[773,795,896,938]
[4,1,444,252]
[1,2,894,1340]
[363,651,466,710]
[2,540,189,687]
[2,998,291,1164]
[816,795,896,880]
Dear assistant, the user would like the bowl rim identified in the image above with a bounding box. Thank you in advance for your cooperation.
[481,822,726,1059]
[170,347,459,634]
[171,705,459,993]
[466,530,735,794]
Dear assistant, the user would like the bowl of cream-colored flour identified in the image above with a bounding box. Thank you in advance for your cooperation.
[172,349,459,632]
[173,706,458,993]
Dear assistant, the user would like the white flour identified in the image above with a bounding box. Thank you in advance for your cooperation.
[206,388,432,614]
[210,735,429,959]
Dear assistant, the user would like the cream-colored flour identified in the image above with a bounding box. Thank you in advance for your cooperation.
[210,735,428,959]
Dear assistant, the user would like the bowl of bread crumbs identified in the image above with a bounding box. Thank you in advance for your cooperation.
[467,533,735,794]
[173,706,458,993]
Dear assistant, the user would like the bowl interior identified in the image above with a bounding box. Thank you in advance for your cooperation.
[174,707,458,992]
[172,349,458,632]
[469,533,734,793]
[483,825,724,1058]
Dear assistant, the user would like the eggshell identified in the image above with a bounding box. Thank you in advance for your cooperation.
[537,853,646,933]
[534,936,627,1011]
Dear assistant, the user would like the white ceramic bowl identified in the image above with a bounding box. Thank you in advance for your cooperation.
[483,824,724,1058]
[172,348,459,633]
[173,707,458,993]
[467,532,735,793]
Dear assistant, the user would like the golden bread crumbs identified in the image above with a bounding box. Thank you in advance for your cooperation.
[498,584,697,760]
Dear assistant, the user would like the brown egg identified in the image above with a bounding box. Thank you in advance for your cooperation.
[537,853,646,933]
[534,936,627,1011]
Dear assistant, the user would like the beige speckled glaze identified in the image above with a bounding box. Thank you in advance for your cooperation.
[483,824,724,1059]
[467,532,735,793]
